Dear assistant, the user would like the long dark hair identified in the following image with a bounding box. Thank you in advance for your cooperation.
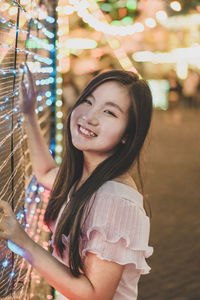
[44,70,153,278]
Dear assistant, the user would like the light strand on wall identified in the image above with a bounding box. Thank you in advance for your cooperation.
[0,0,55,297]
[0,0,55,37]
[55,75,63,164]
[0,43,53,65]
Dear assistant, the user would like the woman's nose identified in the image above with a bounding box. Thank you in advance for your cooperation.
[82,110,99,126]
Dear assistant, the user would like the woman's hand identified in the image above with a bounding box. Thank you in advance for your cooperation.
[0,200,32,258]
[20,63,37,117]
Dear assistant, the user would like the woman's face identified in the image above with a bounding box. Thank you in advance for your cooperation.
[70,81,131,160]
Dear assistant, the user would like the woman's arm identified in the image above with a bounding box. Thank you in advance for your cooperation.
[0,200,124,300]
[23,114,58,189]
[20,64,58,189]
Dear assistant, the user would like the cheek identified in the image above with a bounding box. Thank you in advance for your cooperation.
[70,109,79,125]
[102,122,126,143]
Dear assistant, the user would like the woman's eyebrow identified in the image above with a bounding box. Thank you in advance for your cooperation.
[90,94,124,113]
[104,101,124,113]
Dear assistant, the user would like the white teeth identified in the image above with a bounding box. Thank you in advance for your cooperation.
[79,126,96,137]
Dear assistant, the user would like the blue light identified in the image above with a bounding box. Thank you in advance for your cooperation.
[9,272,15,278]
[35,197,40,203]
[46,16,55,23]
[49,77,54,83]
[26,197,32,203]
[46,99,52,106]
[37,95,42,101]
[39,186,45,193]
[45,91,51,97]
[34,54,53,65]
[8,240,25,257]
[2,259,9,268]
[16,211,22,220]
[13,107,18,113]
[32,185,37,192]
[42,28,55,39]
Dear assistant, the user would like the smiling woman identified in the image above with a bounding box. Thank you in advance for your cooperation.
[0,68,153,300]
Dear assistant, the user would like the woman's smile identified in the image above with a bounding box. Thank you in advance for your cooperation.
[77,125,97,138]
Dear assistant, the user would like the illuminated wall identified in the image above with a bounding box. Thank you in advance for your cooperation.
[0,0,58,298]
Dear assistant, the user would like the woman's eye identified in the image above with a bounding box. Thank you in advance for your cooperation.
[104,110,116,117]
[82,99,92,105]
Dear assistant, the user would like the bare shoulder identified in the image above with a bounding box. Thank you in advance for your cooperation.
[112,173,138,191]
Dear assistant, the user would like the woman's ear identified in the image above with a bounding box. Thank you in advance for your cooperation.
[121,134,128,144]
[121,139,126,144]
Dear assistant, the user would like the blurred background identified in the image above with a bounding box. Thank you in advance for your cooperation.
[0,0,200,299]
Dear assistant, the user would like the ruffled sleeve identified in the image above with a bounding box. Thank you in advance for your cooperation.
[80,186,153,275]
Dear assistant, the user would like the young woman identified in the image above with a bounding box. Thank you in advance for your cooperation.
[0,65,153,300]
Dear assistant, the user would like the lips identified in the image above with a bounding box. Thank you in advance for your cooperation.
[78,125,97,137]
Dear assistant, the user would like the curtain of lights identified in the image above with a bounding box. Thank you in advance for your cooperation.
[0,0,58,298]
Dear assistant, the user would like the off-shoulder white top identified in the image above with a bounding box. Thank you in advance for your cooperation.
[50,181,153,300]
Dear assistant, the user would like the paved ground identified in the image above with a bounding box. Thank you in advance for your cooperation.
[137,108,200,300]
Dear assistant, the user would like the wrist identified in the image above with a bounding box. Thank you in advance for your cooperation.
[23,235,37,264]
[23,113,37,123]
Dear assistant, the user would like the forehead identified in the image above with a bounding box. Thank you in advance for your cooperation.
[91,81,131,110]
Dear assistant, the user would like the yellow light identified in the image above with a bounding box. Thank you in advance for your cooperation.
[55,145,63,153]
[176,61,188,79]
[57,123,64,130]
[0,3,10,11]
[56,77,63,83]
[79,0,90,9]
[133,51,153,62]
[71,0,144,36]
[56,100,63,107]
[56,66,62,72]
[56,89,63,95]
[159,14,200,29]
[156,10,168,22]
[56,111,63,118]
[38,8,47,20]
[21,0,29,4]
[9,7,18,16]
[109,39,120,49]
[66,38,97,49]
[170,1,182,12]
[145,18,156,28]
[56,134,63,141]
[55,157,62,164]
[132,44,200,65]
[63,5,74,15]
[133,22,144,32]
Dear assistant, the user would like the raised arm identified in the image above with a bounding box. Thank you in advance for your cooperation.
[20,64,59,189]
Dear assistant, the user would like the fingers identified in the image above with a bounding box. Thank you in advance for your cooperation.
[24,63,35,92]
[20,81,28,98]
[19,63,35,92]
